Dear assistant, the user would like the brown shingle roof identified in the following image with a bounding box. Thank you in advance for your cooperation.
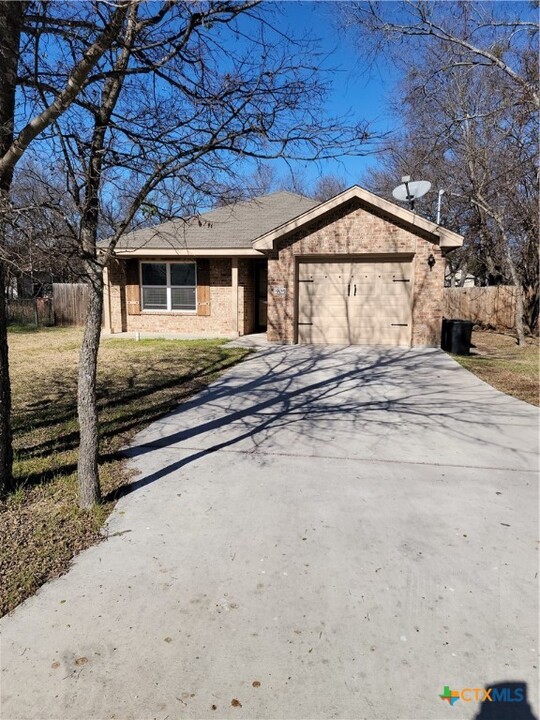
[110,191,318,251]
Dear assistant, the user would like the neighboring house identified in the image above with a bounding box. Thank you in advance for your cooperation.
[7,271,54,299]
[16,271,54,298]
[445,269,477,288]
[102,185,463,346]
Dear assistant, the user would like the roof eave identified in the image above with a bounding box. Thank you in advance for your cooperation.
[108,247,264,258]
[252,185,464,251]
[438,229,464,248]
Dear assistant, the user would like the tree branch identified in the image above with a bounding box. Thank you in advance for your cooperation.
[0,1,131,181]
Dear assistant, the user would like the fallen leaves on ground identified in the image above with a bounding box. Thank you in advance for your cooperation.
[453,330,538,406]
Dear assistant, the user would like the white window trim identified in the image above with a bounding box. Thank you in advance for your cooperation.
[140,261,197,313]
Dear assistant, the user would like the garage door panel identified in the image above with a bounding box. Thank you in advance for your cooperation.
[301,301,349,310]
[299,326,370,345]
[298,259,412,346]
[299,264,353,280]
[378,282,412,291]
[300,260,354,272]
[352,302,409,316]
[301,286,349,300]
[298,300,350,317]
[350,281,378,292]
[345,312,409,326]
[353,293,408,305]
[352,281,411,294]
[299,286,349,301]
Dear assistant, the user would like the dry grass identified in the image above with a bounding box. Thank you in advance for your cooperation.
[454,330,539,406]
[0,327,249,616]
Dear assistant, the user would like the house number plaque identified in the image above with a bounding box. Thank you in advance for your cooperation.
[272,286,287,297]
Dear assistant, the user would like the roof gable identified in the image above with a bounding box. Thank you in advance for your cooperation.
[252,185,463,250]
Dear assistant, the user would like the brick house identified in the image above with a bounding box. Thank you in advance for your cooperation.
[103,185,463,346]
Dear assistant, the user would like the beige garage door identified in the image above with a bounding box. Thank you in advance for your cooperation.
[297,259,412,345]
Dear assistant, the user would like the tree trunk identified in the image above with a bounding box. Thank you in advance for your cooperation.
[0,261,13,494]
[0,1,25,494]
[523,285,538,336]
[77,262,104,508]
[505,250,525,346]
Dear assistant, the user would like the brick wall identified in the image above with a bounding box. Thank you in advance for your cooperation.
[266,198,445,346]
[411,237,444,346]
[107,257,260,336]
[108,259,127,332]
[107,258,234,335]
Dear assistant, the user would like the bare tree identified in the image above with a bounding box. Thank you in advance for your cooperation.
[18,2,372,506]
[346,1,539,340]
[1,1,135,493]
[312,174,347,201]
[342,1,539,107]
[216,164,348,204]
[4,162,83,294]
[0,1,25,493]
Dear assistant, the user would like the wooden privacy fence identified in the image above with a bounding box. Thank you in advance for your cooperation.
[8,297,54,326]
[443,285,517,329]
[52,283,88,327]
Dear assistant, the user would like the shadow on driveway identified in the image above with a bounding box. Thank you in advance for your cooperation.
[108,345,538,500]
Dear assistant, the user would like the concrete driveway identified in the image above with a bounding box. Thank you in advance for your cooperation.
[1,346,538,720]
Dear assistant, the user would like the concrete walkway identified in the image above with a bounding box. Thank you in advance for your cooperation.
[1,346,538,720]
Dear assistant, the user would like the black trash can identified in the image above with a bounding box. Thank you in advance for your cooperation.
[441,319,474,355]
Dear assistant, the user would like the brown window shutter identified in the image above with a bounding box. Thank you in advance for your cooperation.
[196,259,211,316]
[125,259,141,315]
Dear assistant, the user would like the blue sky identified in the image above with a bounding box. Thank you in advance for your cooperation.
[21,1,398,202]
[256,0,537,191]
[267,1,399,187]
[18,0,536,206]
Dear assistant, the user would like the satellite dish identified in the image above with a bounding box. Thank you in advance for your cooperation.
[392,176,432,210]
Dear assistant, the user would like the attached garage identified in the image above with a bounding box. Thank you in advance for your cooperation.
[297,258,413,346]
[253,185,463,348]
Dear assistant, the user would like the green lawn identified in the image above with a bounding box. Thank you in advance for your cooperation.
[0,328,250,616]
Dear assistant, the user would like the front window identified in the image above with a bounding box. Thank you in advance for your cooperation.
[141,262,196,311]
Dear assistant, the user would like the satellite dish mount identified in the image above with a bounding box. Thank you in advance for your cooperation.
[392,176,431,211]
